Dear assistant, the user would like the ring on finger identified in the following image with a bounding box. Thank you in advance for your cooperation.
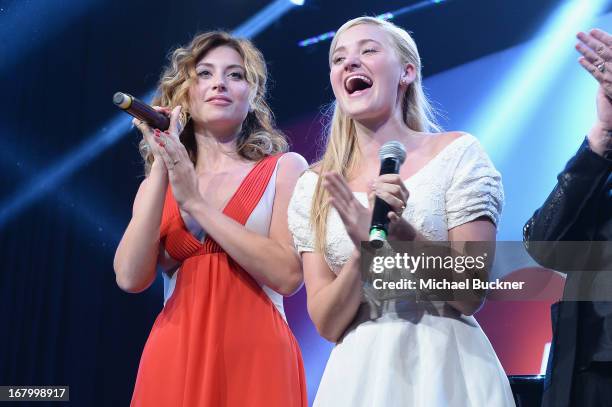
[597,61,606,73]
[395,202,407,217]
[167,158,180,171]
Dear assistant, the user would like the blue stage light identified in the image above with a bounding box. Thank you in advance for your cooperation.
[298,0,449,47]
[0,129,123,243]
[0,1,304,227]
[234,0,303,38]
[0,112,132,228]
[466,0,609,165]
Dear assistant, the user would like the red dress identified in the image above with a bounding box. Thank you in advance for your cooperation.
[131,155,307,406]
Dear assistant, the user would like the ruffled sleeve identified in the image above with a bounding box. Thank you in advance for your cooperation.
[445,137,504,229]
[288,171,317,253]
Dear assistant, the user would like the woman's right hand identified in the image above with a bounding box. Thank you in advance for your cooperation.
[322,172,370,248]
[132,106,171,174]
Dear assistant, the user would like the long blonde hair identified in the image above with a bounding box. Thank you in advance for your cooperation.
[140,31,287,175]
[311,17,440,252]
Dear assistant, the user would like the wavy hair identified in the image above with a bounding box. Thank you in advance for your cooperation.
[311,17,441,252]
[140,31,287,174]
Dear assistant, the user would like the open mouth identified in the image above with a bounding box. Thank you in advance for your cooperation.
[344,74,373,95]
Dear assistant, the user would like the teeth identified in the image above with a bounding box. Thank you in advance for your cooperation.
[345,75,372,86]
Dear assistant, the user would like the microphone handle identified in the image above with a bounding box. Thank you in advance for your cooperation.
[369,157,401,247]
[113,92,170,131]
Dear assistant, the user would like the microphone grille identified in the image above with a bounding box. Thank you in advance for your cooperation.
[379,141,406,164]
[112,92,132,109]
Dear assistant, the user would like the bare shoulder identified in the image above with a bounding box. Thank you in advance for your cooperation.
[435,131,469,147]
[275,152,309,192]
[425,131,471,155]
[277,151,309,173]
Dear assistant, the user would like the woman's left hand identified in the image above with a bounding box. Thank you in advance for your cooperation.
[154,106,201,211]
[370,174,416,241]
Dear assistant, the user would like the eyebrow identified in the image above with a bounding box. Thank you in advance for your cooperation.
[195,62,245,71]
[332,38,383,55]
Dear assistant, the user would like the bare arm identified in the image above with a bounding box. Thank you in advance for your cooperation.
[114,163,168,293]
[114,111,175,293]
[306,160,499,342]
[302,250,363,343]
[182,153,308,296]
[447,218,497,316]
[302,218,495,343]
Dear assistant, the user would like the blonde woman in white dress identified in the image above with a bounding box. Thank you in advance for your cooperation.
[288,17,515,407]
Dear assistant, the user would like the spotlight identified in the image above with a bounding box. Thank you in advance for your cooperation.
[0,0,307,225]
[467,0,608,164]
[298,0,448,47]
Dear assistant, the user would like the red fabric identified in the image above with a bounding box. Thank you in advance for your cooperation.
[131,155,307,407]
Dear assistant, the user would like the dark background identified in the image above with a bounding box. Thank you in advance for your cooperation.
[0,0,601,405]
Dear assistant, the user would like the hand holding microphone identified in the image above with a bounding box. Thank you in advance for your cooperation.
[113,92,170,131]
[117,94,199,210]
[323,141,410,250]
[369,141,408,248]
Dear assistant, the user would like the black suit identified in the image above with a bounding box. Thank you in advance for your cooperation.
[524,138,612,407]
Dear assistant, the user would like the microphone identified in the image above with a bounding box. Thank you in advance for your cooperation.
[369,141,407,248]
[113,92,170,131]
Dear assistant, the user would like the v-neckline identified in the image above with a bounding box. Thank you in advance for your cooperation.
[174,160,260,245]
[350,134,468,194]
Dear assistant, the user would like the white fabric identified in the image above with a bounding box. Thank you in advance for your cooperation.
[163,159,285,321]
[288,135,515,407]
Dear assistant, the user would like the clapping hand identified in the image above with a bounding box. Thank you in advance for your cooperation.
[323,172,371,248]
[151,106,202,211]
[323,172,415,248]
[576,29,612,156]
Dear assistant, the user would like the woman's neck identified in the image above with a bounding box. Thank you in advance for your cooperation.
[354,110,421,163]
[193,125,247,173]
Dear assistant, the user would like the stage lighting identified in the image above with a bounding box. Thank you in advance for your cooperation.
[298,0,449,47]
[234,0,300,37]
[467,0,608,164]
[0,0,304,226]
[290,0,305,5]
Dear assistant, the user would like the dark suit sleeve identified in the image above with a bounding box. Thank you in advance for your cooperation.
[523,138,612,269]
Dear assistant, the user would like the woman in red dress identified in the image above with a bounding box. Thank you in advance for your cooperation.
[114,31,308,407]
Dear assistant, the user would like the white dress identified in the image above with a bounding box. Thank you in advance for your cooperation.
[288,135,516,407]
